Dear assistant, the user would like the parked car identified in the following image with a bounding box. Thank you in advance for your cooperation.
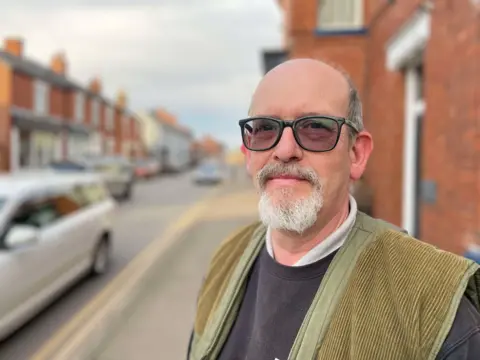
[193,160,225,185]
[49,156,135,201]
[134,158,160,180]
[0,170,115,341]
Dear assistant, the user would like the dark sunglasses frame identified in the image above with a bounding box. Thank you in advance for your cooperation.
[238,115,359,152]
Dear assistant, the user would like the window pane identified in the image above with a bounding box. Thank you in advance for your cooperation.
[318,0,362,29]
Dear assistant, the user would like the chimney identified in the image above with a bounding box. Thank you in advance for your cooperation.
[116,89,127,109]
[50,52,67,75]
[4,37,24,57]
[89,77,102,94]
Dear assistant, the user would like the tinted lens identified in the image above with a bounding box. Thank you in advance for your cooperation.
[242,118,281,150]
[295,117,340,151]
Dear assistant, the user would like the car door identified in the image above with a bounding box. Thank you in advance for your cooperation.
[0,192,65,335]
[45,184,92,275]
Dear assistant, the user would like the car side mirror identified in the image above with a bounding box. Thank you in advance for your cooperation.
[5,225,39,249]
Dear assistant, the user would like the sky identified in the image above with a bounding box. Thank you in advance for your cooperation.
[0,0,283,150]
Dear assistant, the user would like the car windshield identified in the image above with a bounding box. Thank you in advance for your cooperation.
[136,160,150,166]
[200,163,218,172]
[49,161,87,171]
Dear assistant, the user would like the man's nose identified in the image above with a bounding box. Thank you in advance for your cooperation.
[273,127,302,162]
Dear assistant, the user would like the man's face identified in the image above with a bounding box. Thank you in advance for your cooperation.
[244,60,371,234]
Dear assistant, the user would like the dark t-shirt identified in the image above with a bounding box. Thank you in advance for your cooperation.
[211,246,480,360]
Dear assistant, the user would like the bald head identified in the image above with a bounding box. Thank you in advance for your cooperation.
[249,59,363,133]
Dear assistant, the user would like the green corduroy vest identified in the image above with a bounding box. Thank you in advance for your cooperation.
[190,212,480,360]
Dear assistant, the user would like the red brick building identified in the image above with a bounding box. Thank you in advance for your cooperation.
[0,36,144,172]
[265,0,480,254]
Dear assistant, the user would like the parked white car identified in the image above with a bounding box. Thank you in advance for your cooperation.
[0,170,116,341]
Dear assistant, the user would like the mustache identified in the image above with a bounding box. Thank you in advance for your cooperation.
[256,163,321,189]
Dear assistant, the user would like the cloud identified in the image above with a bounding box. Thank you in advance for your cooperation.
[0,0,282,142]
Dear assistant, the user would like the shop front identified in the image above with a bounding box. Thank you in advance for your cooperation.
[10,107,64,170]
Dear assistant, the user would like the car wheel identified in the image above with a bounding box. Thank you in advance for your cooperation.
[91,238,111,276]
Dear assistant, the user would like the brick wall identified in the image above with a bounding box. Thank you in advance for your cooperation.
[279,0,480,253]
[0,62,12,171]
[421,0,480,253]
[12,71,33,109]
[50,86,63,118]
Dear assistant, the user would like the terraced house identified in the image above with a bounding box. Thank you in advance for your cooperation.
[263,0,480,254]
[0,36,144,172]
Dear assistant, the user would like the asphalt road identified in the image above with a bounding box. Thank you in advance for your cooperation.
[0,170,216,360]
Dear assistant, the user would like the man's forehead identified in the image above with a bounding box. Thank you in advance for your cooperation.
[249,59,350,117]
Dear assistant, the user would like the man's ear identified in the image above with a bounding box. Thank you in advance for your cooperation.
[350,131,373,181]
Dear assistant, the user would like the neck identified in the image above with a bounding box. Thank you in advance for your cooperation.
[271,196,350,266]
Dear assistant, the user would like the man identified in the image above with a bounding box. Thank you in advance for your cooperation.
[187,59,480,359]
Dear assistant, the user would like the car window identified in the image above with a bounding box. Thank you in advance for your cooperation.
[11,198,60,228]
[48,188,84,218]
[49,161,86,171]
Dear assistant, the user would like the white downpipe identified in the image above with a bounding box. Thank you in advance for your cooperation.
[401,68,419,235]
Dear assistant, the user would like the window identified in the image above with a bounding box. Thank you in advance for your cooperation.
[34,80,49,115]
[317,0,363,30]
[11,196,60,228]
[75,92,85,122]
[91,99,100,127]
[105,107,114,131]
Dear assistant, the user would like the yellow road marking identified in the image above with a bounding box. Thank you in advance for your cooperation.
[31,186,224,360]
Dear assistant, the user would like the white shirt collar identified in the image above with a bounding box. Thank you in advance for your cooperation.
[265,195,358,267]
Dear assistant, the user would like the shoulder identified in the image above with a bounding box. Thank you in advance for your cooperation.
[437,296,480,359]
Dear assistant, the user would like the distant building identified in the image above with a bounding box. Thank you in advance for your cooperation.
[136,108,193,172]
[0,36,145,172]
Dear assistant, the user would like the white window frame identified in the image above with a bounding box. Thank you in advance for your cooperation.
[74,92,85,122]
[317,0,364,30]
[91,98,100,127]
[33,80,49,115]
[386,9,431,237]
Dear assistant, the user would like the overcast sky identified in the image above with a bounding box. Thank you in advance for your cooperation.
[0,0,282,149]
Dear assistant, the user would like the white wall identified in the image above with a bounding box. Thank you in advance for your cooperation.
[157,124,191,170]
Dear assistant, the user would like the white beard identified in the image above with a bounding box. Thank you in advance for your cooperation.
[258,185,324,234]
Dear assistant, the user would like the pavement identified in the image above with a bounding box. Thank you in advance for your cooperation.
[0,170,218,359]
[29,165,259,360]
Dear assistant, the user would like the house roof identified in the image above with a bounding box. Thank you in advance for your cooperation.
[0,49,83,89]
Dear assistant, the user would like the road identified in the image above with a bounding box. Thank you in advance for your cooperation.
[0,171,215,360]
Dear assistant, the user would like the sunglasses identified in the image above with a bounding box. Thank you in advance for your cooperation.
[239,115,359,152]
